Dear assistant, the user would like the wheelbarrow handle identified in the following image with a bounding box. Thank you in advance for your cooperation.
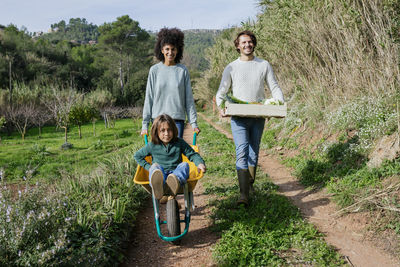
[144,134,148,145]
[193,132,197,145]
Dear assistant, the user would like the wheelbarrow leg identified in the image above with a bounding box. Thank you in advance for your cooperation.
[189,191,195,211]
[182,183,195,211]
[182,184,193,224]
[152,194,160,222]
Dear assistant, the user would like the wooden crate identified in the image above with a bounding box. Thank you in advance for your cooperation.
[225,102,287,118]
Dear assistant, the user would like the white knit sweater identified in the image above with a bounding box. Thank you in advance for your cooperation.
[216,57,284,107]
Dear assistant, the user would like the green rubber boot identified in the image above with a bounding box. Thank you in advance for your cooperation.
[237,169,250,206]
[248,165,256,194]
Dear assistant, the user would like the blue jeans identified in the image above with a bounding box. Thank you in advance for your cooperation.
[231,117,265,170]
[149,162,189,186]
[174,120,185,138]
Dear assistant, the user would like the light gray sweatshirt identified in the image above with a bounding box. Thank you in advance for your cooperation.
[216,57,284,107]
[142,62,198,130]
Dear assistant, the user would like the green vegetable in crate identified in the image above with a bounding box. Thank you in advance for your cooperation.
[226,94,248,104]
[263,98,284,105]
[224,93,262,105]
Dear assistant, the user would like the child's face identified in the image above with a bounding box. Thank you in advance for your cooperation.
[158,122,173,144]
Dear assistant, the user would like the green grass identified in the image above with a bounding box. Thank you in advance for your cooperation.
[260,111,400,252]
[0,118,143,183]
[197,117,344,266]
[280,134,400,209]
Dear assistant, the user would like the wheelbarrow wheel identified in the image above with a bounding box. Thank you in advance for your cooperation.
[166,198,181,245]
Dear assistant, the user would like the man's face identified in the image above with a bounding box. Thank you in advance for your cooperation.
[236,35,254,56]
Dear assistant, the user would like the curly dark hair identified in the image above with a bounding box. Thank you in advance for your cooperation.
[154,27,184,63]
[234,30,257,53]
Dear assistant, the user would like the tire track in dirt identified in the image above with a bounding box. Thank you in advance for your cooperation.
[199,113,400,267]
[121,124,217,267]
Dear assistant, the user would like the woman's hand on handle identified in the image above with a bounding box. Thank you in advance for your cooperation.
[194,127,201,134]
[197,163,206,173]
[140,129,148,136]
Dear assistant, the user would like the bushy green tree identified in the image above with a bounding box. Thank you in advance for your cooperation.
[0,25,34,101]
[70,45,99,91]
[69,102,98,138]
[46,18,99,43]
[69,104,88,139]
[96,15,153,105]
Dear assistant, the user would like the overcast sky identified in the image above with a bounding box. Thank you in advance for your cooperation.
[0,0,261,33]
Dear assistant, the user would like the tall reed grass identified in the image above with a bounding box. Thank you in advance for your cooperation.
[196,0,399,121]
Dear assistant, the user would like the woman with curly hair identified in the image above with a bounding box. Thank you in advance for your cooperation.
[141,27,200,138]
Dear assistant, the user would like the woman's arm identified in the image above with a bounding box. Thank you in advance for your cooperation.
[184,67,199,130]
[142,67,155,132]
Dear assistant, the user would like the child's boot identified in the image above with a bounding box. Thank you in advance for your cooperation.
[150,169,164,200]
[166,174,180,196]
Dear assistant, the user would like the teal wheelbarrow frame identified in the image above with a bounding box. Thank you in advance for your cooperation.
[133,133,203,245]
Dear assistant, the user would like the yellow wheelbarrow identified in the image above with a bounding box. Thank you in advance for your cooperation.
[133,133,203,244]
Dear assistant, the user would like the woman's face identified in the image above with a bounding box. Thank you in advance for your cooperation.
[161,44,177,65]
[158,122,173,144]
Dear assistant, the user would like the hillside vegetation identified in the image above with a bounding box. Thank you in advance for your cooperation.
[182,29,220,72]
[196,0,400,256]
[40,18,100,43]
[0,16,154,106]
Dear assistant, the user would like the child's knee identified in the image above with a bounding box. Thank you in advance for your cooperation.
[149,163,161,172]
[182,162,189,171]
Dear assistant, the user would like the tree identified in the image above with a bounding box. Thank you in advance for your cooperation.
[69,103,95,139]
[70,45,99,91]
[97,15,152,104]
[85,105,99,136]
[0,26,18,104]
[85,89,115,128]
[3,84,42,140]
[45,89,81,148]
[0,116,5,143]
[32,106,52,138]
[5,103,36,140]
[47,18,99,43]
[0,25,35,99]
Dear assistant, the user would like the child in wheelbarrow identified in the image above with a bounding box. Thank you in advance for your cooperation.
[134,114,206,200]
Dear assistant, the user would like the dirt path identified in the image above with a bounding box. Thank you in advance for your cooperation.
[200,113,400,267]
[121,125,218,267]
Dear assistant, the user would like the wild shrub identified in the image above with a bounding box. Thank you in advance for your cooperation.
[0,148,148,266]
[326,95,399,150]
